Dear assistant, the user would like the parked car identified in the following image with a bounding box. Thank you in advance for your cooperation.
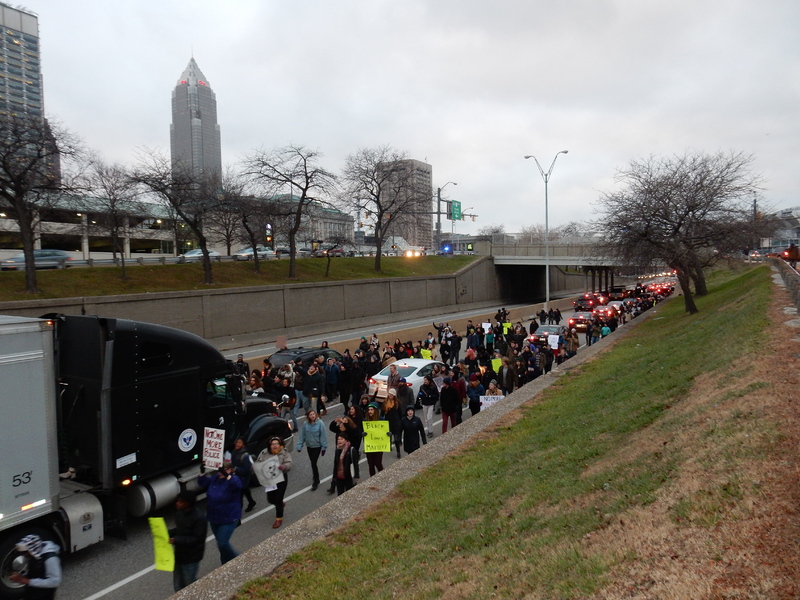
[233,246,276,261]
[266,346,344,371]
[180,248,221,262]
[368,359,446,401]
[1,249,75,270]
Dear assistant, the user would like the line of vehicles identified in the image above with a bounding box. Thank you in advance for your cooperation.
[0,314,293,599]
[567,282,674,333]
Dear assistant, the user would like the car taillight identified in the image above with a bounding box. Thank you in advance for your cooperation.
[368,378,376,385]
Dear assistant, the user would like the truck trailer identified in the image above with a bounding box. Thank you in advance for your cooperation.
[0,314,291,598]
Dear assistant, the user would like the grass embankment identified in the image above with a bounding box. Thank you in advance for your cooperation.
[237,266,793,599]
[0,255,477,301]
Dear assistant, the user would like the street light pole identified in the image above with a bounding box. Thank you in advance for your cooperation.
[524,150,568,311]
[436,181,457,252]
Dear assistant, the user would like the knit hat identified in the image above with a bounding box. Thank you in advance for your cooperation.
[470,373,479,382]
[368,402,379,410]
[16,534,46,558]
[442,377,451,384]
[387,388,397,396]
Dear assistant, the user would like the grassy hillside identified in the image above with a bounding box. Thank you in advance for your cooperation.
[0,255,477,301]
[236,265,800,599]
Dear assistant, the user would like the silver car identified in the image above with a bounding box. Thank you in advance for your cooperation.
[1,249,75,270]
[233,246,276,261]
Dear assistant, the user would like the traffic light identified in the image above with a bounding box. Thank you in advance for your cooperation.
[446,201,453,220]
[265,223,273,248]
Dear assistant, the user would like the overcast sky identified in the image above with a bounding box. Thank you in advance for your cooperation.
[23,0,800,236]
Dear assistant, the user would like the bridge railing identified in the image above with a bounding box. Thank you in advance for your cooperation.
[488,242,600,257]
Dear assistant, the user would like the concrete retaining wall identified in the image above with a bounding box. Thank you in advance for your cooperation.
[0,257,504,349]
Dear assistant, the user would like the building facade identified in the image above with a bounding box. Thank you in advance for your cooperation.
[170,58,222,180]
[0,3,42,118]
[379,159,434,249]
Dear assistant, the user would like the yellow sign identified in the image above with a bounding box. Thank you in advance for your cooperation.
[502,322,512,334]
[149,517,175,572]
[491,358,502,373]
[363,421,390,453]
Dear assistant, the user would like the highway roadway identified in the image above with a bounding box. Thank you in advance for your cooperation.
[57,298,577,600]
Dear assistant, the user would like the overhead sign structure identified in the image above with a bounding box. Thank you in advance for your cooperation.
[450,200,462,221]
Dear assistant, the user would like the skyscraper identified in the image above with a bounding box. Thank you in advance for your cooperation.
[170,58,222,180]
[379,159,434,248]
[0,3,43,118]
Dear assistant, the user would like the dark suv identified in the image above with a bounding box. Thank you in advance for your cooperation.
[267,346,343,370]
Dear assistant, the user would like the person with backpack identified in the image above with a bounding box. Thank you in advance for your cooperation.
[10,534,61,599]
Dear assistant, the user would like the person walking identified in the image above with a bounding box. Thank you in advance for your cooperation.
[197,461,242,565]
[417,375,439,438]
[9,534,62,598]
[228,437,256,513]
[399,405,427,454]
[466,373,485,416]
[254,436,292,529]
[439,377,460,434]
[326,415,361,493]
[331,433,355,495]
[382,389,403,459]
[168,490,207,592]
[363,402,386,476]
[297,409,327,490]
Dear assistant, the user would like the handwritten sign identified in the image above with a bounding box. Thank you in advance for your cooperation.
[253,454,285,491]
[480,395,504,409]
[203,427,225,469]
[548,335,560,349]
[363,421,390,452]
[148,517,174,572]
[482,322,492,333]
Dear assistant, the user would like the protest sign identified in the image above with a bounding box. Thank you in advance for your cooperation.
[480,395,504,409]
[148,517,174,572]
[252,454,284,492]
[203,427,225,469]
[548,334,560,349]
[363,420,391,452]
[491,358,502,373]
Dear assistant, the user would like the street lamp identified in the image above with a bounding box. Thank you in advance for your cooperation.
[436,181,457,251]
[524,150,568,310]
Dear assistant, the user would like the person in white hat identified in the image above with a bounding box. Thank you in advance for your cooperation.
[11,534,62,598]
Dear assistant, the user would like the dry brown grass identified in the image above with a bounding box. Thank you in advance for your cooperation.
[582,283,800,599]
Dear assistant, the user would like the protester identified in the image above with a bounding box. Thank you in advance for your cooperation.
[254,436,292,529]
[9,534,62,598]
[331,433,355,495]
[168,490,207,592]
[197,461,242,564]
[400,405,427,454]
[297,409,327,491]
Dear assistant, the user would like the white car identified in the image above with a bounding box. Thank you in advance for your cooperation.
[180,248,221,262]
[233,246,276,261]
[368,359,446,401]
[607,300,626,313]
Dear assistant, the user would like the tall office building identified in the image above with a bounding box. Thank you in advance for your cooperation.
[170,58,222,180]
[379,159,434,248]
[0,3,43,118]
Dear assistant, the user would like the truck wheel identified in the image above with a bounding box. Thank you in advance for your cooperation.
[0,526,56,600]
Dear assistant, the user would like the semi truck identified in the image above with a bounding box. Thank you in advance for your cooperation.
[0,314,291,598]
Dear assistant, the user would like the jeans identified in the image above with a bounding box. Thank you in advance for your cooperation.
[441,411,457,434]
[307,446,322,484]
[173,562,199,591]
[295,390,307,413]
[281,405,298,430]
[423,405,435,433]
[209,521,239,564]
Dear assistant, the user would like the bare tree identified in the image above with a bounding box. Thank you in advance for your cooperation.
[130,150,221,285]
[0,115,82,293]
[78,156,144,280]
[597,151,764,314]
[204,167,247,256]
[339,145,421,272]
[477,224,505,236]
[243,145,336,279]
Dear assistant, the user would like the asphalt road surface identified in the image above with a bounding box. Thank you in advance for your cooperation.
[58,298,578,600]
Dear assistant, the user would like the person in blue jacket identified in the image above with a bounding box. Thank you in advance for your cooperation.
[197,460,242,565]
[297,409,327,490]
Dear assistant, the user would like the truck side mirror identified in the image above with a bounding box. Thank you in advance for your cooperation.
[225,375,246,415]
